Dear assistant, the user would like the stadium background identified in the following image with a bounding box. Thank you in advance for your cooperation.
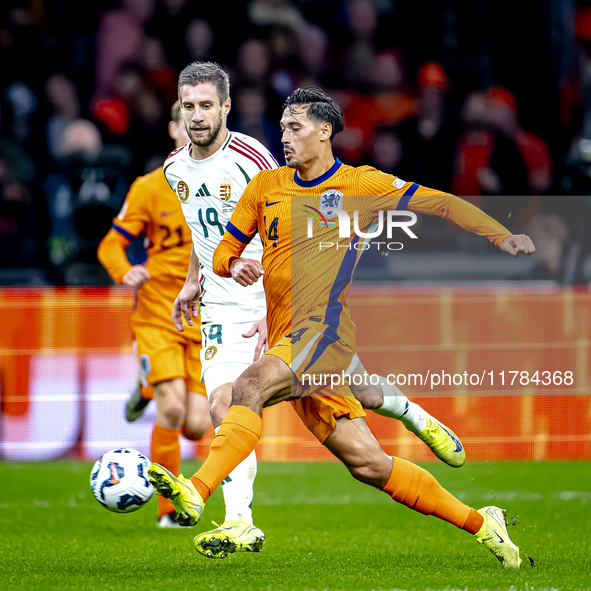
[1,0,591,463]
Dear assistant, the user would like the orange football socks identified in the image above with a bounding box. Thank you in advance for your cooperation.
[191,405,262,502]
[383,457,484,534]
[151,424,181,518]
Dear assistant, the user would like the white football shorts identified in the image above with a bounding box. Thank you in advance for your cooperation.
[200,321,261,395]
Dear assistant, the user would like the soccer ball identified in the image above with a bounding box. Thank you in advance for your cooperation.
[90,448,154,513]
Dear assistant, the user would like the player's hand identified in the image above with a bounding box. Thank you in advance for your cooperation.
[243,316,268,362]
[230,258,265,286]
[123,265,151,286]
[500,234,536,257]
[172,281,200,332]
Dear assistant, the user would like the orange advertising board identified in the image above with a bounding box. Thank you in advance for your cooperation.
[0,287,589,461]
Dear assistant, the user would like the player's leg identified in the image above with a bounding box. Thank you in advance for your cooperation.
[148,354,292,528]
[125,341,151,422]
[197,326,264,529]
[349,360,465,467]
[181,390,210,441]
[151,377,188,527]
[208,382,258,525]
[137,330,195,527]
[323,415,521,568]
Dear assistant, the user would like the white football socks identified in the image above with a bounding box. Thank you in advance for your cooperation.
[215,427,257,524]
[372,380,428,435]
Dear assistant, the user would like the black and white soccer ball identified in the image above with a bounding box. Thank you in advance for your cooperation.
[90,448,154,513]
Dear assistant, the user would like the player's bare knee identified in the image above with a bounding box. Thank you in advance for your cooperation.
[183,415,209,440]
[210,398,230,428]
[355,394,384,410]
[161,402,185,429]
[351,380,383,409]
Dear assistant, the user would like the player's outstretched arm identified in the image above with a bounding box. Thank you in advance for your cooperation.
[407,189,525,248]
[500,234,536,257]
[172,245,200,332]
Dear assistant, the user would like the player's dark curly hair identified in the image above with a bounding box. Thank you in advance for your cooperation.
[178,61,230,104]
[283,87,344,141]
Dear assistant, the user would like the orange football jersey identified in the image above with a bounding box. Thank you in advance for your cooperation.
[98,166,200,340]
[213,159,512,349]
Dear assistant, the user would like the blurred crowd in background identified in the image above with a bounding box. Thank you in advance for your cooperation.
[2,0,591,285]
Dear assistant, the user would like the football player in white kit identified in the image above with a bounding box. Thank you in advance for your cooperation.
[154,62,467,559]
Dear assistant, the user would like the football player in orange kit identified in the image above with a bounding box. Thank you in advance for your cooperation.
[98,101,211,528]
[149,88,534,566]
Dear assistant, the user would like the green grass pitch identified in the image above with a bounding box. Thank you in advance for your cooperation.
[1,461,590,591]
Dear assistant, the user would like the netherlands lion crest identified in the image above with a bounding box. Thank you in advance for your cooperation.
[319,189,343,219]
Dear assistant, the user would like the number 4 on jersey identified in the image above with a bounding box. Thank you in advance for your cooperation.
[286,327,308,343]
[266,216,279,247]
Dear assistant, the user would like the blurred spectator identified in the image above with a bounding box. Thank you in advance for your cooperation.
[92,60,142,139]
[141,37,177,108]
[0,158,46,273]
[247,0,306,31]
[330,50,416,166]
[94,0,155,99]
[45,74,82,162]
[328,80,370,165]
[340,0,379,88]
[231,37,286,126]
[487,86,553,195]
[184,19,215,64]
[563,45,591,196]
[146,0,197,66]
[235,38,271,87]
[453,91,530,198]
[452,90,534,232]
[268,25,302,96]
[43,118,132,284]
[298,24,329,82]
[0,102,36,184]
[233,86,282,159]
[4,81,38,146]
[93,58,170,177]
[518,214,573,282]
[0,0,586,284]
[368,51,417,129]
[404,61,460,192]
[366,126,427,183]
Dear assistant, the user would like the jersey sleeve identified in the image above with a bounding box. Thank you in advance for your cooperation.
[111,176,151,240]
[97,177,151,284]
[357,167,407,211]
[97,228,132,284]
[212,175,261,277]
[225,173,260,245]
[358,168,512,247]
[405,186,512,247]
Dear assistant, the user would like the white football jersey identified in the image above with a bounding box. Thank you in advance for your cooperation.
[164,131,279,324]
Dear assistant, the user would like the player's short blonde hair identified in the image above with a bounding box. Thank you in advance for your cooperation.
[171,100,181,123]
[178,61,230,104]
